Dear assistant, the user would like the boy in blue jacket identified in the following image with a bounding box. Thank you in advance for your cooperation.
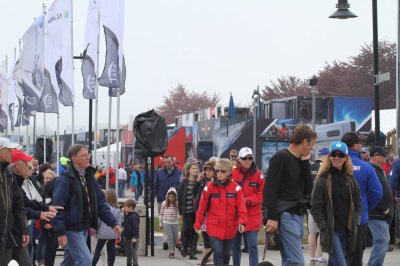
[123,199,140,266]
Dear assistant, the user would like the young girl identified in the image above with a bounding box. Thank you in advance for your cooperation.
[92,189,121,266]
[178,162,200,260]
[159,187,179,258]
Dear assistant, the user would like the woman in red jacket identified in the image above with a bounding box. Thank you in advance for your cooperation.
[231,147,265,266]
[194,158,247,266]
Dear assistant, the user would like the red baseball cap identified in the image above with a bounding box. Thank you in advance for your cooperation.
[11,149,33,163]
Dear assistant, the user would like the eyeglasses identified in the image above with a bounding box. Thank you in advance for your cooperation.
[240,157,253,161]
[76,153,91,158]
[330,152,345,158]
[215,169,228,174]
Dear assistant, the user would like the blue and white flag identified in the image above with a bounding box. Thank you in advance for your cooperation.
[45,0,74,106]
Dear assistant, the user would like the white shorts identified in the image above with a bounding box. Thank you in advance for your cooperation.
[307,211,320,233]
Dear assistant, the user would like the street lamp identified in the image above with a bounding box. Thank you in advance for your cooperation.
[329,0,357,19]
[252,88,260,162]
[309,76,318,132]
[330,0,380,146]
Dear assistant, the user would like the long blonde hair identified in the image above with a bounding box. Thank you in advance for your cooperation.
[317,154,354,177]
[104,189,118,208]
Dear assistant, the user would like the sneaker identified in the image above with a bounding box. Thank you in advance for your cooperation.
[241,248,249,253]
[387,246,394,252]
[175,243,182,251]
[163,242,169,250]
[169,252,174,258]
[316,257,328,263]
[310,257,318,262]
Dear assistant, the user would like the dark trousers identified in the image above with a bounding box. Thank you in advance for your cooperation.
[44,230,58,266]
[202,231,211,249]
[209,236,233,266]
[4,247,33,266]
[92,239,116,266]
[349,223,367,266]
[182,212,198,253]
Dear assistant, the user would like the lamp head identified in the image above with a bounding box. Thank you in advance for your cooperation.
[329,0,357,19]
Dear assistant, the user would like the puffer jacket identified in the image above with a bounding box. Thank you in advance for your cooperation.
[0,163,28,246]
[194,179,247,240]
[310,170,361,253]
[231,162,265,231]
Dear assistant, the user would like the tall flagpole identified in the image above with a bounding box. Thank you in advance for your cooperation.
[19,39,29,148]
[115,90,120,195]
[5,54,8,137]
[106,97,112,189]
[14,47,18,139]
[71,0,75,146]
[57,113,60,173]
[42,3,46,163]
[93,6,100,167]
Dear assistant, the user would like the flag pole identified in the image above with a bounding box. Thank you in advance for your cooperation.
[57,113,60,174]
[19,38,29,148]
[106,96,112,189]
[93,8,101,167]
[71,0,75,146]
[115,90,120,195]
[42,3,46,163]
[14,47,18,139]
[5,54,8,137]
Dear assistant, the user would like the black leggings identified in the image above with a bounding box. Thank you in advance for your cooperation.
[182,212,197,251]
[92,239,116,266]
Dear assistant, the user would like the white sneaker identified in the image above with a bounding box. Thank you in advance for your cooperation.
[317,256,328,263]
[310,257,318,262]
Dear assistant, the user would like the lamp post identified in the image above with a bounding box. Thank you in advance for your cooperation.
[252,88,260,162]
[330,1,381,146]
[309,76,319,132]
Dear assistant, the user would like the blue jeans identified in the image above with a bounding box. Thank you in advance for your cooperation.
[279,212,305,266]
[61,230,91,266]
[118,180,126,197]
[328,230,347,266]
[232,231,259,266]
[209,236,233,266]
[367,219,390,266]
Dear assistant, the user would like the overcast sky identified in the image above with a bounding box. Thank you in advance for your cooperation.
[0,0,397,136]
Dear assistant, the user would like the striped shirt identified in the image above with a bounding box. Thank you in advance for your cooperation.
[185,181,194,214]
[159,202,179,225]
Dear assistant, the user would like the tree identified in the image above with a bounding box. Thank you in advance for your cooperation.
[156,84,220,124]
[261,40,396,109]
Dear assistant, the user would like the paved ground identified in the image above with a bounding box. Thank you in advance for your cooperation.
[55,243,400,265]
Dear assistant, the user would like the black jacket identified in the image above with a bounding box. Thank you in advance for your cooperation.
[178,179,199,215]
[0,163,28,246]
[369,162,393,222]
[122,212,140,239]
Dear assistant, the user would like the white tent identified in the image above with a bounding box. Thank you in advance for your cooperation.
[371,109,396,134]
[94,142,120,167]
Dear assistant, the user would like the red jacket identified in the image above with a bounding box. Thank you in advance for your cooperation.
[194,179,247,240]
[231,163,265,231]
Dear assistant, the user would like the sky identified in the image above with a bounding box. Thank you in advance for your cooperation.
[0,0,398,137]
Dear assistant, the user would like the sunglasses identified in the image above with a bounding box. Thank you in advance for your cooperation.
[215,169,228,174]
[330,152,345,158]
[240,157,253,161]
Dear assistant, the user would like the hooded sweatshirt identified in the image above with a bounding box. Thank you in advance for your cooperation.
[159,187,179,226]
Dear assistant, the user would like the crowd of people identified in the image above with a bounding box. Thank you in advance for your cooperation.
[0,123,399,266]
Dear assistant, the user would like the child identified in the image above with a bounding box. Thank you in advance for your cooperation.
[123,199,140,266]
[159,187,179,258]
[92,189,121,266]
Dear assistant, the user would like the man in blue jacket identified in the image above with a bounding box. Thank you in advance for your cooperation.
[154,154,181,250]
[52,144,122,265]
[341,132,382,266]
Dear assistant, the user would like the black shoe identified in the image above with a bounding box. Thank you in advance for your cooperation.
[195,249,203,254]
[388,246,394,252]
[176,243,182,251]
[163,242,169,250]
[241,248,249,253]
[189,253,198,260]
[181,249,187,257]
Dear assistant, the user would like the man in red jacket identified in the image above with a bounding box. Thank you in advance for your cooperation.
[231,147,265,266]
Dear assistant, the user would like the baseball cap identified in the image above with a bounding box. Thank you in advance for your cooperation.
[0,137,20,150]
[118,163,124,168]
[329,141,348,155]
[361,147,369,154]
[60,156,70,165]
[238,147,253,158]
[369,147,388,157]
[341,132,360,147]
[11,149,33,163]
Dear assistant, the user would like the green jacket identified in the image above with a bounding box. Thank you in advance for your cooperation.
[310,170,361,253]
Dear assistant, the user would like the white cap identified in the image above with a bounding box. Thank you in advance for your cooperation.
[0,137,20,150]
[238,147,253,158]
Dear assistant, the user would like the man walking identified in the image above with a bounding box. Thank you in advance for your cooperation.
[52,144,122,265]
[264,124,316,265]
[341,132,382,266]
[367,147,393,266]
[0,138,29,266]
[118,163,127,197]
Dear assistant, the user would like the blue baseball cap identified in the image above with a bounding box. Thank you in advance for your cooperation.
[329,141,348,155]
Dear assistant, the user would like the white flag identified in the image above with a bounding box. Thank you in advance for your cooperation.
[82,0,99,99]
[44,0,74,106]
[97,0,125,89]
[21,14,46,113]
